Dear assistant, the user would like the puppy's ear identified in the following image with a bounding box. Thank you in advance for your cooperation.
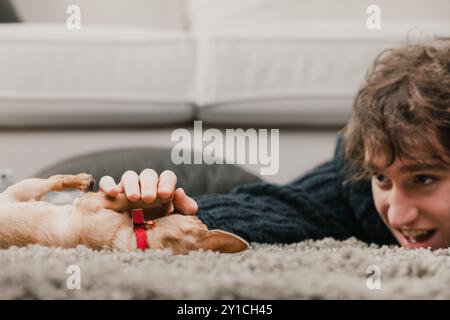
[196,229,250,253]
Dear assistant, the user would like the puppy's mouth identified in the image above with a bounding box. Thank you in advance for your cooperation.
[399,229,437,245]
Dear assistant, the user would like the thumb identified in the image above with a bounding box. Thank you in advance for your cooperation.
[173,188,198,215]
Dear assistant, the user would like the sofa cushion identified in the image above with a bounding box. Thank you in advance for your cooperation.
[193,23,449,126]
[0,24,195,127]
[190,0,450,126]
[197,98,353,126]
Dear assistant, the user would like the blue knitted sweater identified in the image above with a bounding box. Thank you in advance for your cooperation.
[196,135,398,245]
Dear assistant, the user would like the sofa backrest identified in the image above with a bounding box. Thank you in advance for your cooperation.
[11,0,187,30]
[188,0,450,32]
[10,0,450,31]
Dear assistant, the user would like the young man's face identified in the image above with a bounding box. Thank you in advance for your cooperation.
[370,156,450,249]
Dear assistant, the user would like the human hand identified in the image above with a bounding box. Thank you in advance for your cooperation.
[99,169,198,217]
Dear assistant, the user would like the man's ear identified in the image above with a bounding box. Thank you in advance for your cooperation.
[196,229,250,253]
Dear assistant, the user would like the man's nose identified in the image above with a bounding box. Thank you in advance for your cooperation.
[386,188,419,228]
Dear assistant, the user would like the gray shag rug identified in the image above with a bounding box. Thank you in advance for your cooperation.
[1,238,450,300]
[2,172,450,299]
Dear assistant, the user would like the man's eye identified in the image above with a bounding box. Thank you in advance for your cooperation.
[414,175,436,186]
[374,174,388,183]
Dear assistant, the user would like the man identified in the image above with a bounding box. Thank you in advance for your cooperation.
[100,39,450,249]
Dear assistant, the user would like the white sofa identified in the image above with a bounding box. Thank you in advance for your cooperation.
[0,0,448,183]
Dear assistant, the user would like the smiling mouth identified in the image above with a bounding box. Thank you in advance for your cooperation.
[399,229,437,244]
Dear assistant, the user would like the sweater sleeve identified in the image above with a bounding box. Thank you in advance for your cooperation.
[195,159,363,244]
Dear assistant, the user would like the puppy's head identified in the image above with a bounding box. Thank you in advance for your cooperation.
[150,214,250,255]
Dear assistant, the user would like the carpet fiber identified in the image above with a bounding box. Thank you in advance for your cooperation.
[1,238,450,299]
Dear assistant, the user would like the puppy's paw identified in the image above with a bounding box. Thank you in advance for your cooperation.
[77,174,95,192]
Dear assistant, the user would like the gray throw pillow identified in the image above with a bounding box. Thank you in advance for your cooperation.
[0,0,20,22]
[34,147,261,197]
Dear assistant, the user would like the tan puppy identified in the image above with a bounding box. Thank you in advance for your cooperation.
[0,173,249,254]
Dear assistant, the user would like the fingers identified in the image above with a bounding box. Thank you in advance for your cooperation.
[121,170,141,202]
[157,170,177,199]
[105,169,183,208]
[173,188,198,215]
[99,176,120,196]
[139,169,158,203]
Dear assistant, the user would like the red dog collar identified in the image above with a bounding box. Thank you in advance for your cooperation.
[132,209,154,251]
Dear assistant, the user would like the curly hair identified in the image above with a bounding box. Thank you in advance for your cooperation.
[344,38,450,181]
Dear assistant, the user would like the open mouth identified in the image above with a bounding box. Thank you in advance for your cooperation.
[399,229,437,245]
